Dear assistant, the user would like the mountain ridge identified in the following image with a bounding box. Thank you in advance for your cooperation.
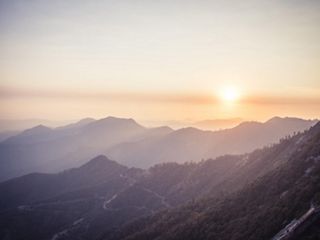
[0,116,317,181]
[0,121,319,240]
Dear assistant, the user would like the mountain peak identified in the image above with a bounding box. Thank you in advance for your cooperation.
[234,121,261,128]
[100,116,137,124]
[149,126,173,133]
[266,116,282,123]
[80,155,125,171]
[83,154,110,165]
[20,125,52,136]
[84,116,145,132]
[56,118,96,130]
[265,116,317,124]
[175,127,203,134]
[77,118,95,124]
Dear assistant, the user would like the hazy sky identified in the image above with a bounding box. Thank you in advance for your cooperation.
[0,0,319,122]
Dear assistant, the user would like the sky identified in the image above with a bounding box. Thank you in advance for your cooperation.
[0,0,319,124]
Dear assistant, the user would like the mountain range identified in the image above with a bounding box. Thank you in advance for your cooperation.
[191,117,242,130]
[0,120,319,240]
[0,119,69,132]
[0,116,317,181]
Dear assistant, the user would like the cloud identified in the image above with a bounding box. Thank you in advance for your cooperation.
[1,86,320,106]
[241,95,320,105]
[0,86,216,105]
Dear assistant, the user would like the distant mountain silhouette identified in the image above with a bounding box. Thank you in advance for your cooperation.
[0,117,315,181]
[0,116,171,181]
[56,118,95,130]
[0,130,19,142]
[0,118,68,131]
[0,116,317,181]
[192,117,242,130]
[4,125,54,145]
[108,116,317,167]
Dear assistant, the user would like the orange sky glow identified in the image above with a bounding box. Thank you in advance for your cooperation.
[0,0,319,123]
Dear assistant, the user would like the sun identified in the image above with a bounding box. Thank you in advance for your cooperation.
[219,86,240,103]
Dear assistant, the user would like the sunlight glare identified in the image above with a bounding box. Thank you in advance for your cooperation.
[219,86,240,103]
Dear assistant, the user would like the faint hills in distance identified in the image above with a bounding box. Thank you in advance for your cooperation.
[142,117,242,130]
[0,118,71,132]
[192,117,242,130]
[107,116,318,168]
[0,116,318,181]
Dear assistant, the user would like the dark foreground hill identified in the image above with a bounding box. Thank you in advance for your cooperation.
[107,122,320,240]
[0,122,319,240]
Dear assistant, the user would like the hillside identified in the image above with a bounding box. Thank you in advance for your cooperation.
[107,122,320,240]
[0,122,319,240]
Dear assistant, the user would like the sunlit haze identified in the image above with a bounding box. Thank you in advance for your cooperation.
[219,86,240,103]
[0,0,319,123]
